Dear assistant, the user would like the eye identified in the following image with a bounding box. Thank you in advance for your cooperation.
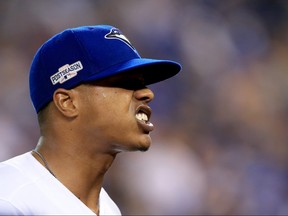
[87,73,146,90]
[115,78,146,90]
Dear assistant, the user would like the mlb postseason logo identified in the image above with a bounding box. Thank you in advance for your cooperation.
[50,61,83,85]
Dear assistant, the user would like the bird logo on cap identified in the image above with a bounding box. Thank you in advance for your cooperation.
[105,28,136,50]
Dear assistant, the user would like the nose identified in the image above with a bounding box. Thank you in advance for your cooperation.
[134,87,154,103]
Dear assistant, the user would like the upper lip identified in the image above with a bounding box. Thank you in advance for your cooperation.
[136,104,152,121]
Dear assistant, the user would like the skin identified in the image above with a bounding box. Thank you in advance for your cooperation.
[32,73,155,215]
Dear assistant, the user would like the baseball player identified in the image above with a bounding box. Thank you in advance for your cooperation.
[0,25,181,215]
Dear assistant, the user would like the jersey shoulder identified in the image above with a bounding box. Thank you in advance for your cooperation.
[0,153,34,198]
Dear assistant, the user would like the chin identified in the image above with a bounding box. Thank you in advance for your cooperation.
[125,136,152,152]
[112,142,150,153]
[135,136,152,152]
[137,144,150,152]
[113,134,152,153]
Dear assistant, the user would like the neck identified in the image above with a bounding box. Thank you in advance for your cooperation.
[33,137,117,214]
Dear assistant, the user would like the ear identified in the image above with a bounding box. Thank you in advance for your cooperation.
[53,88,79,118]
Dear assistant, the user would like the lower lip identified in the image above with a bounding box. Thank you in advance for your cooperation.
[137,119,154,133]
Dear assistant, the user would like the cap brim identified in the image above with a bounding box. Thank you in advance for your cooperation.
[84,58,181,85]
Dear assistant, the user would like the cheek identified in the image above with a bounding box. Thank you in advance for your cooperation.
[81,87,133,126]
[98,87,133,111]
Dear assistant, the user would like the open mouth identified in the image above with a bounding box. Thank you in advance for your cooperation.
[135,105,154,132]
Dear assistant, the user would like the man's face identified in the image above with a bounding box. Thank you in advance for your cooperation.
[75,73,155,153]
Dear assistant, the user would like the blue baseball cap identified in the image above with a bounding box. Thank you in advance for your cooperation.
[29,25,181,113]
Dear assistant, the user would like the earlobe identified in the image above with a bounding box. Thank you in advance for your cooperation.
[53,88,78,117]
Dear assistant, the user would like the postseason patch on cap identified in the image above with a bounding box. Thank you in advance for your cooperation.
[50,61,83,85]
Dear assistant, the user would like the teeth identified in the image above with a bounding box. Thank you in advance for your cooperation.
[136,113,148,122]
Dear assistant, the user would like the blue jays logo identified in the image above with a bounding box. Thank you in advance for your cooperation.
[105,28,135,50]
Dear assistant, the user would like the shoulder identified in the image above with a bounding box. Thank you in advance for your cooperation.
[0,152,58,215]
[0,152,33,178]
[0,153,35,199]
[0,154,31,216]
[0,199,23,215]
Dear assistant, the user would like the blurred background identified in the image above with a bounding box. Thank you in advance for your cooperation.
[1,0,288,215]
